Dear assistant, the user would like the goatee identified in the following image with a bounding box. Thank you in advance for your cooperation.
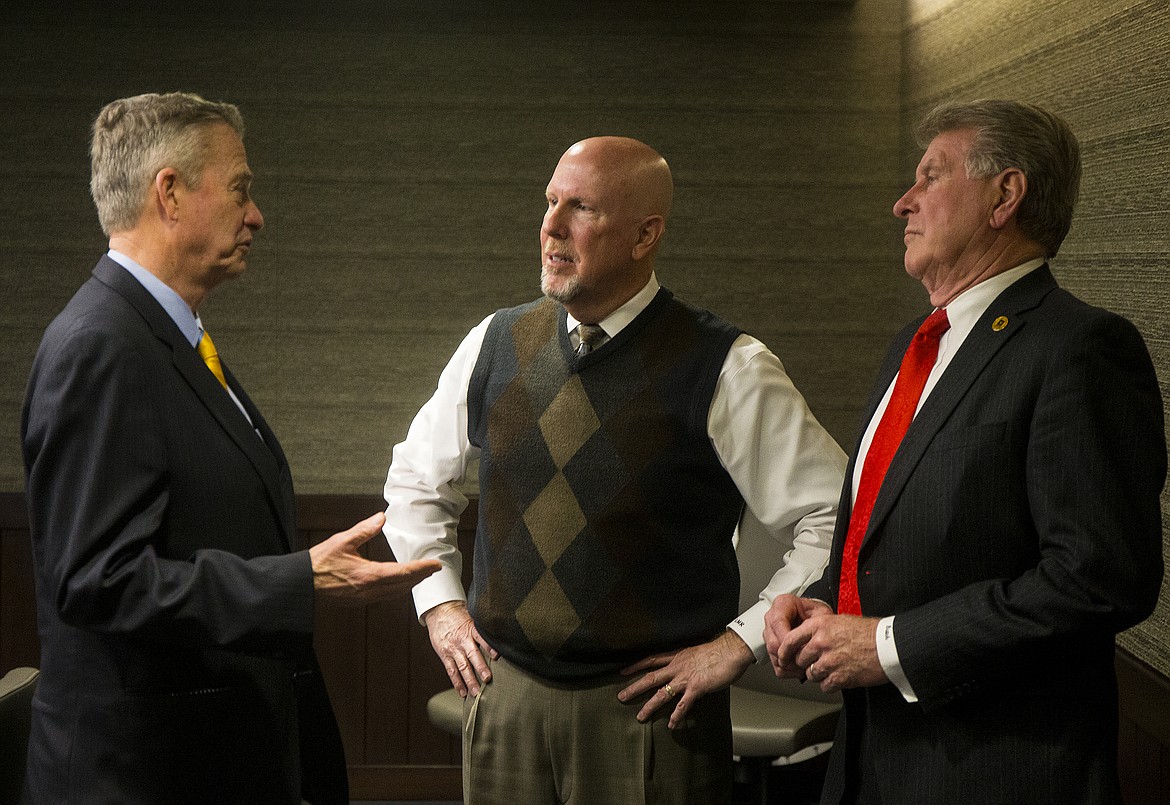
[541,264,581,304]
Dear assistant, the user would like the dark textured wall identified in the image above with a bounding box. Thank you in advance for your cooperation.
[3,0,1168,687]
[0,0,915,495]
[901,0,1170,674]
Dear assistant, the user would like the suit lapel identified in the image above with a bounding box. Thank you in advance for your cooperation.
[93,258,296,549]
[862,266,1059,547]
[221,363,297,542]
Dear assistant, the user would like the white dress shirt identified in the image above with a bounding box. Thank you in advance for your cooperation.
[384,274,848,662]
[867,259,1046,700]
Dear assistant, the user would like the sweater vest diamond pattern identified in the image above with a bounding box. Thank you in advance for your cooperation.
[467,290,745,680]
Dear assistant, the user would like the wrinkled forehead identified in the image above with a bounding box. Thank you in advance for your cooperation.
[918,128,976,171]
[546,150,630,206]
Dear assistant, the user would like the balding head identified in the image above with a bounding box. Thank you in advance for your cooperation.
[540,137,673,322]
[559,136,674,223]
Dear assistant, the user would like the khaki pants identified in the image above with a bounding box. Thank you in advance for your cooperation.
[461,655,732,805]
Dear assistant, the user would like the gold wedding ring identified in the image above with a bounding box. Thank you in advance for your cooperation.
[662,683,675,698]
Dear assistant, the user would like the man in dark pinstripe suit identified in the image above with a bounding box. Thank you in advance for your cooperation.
[21,92,438,804]
[763,99,1165,804]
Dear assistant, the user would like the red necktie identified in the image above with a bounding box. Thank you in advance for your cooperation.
[838,308,950,616]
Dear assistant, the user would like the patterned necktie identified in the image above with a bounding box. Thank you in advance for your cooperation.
[574,323,607,357]
[197,330,229,390]
[838,308,950,616]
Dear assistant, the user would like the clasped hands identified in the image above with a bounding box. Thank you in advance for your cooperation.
[763,594,887,693]
[310,512,441,605]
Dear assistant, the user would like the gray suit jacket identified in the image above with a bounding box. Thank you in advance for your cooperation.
[806,266,1165,804]
[21,257,347,804]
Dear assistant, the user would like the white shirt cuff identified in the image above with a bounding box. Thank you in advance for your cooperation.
[728,600,769,664]
[409,567,468,624]
[876,615,918,702]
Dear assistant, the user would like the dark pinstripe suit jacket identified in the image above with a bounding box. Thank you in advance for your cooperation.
[805,266,1165,804]
[21,257,347,804]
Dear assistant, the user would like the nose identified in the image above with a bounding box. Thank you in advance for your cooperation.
[893,185,915,218]
[542,201,567,240]
[246,200,264,232]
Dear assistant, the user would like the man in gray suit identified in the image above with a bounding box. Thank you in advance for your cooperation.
[764,99,1165,803]
[21,92,439,804]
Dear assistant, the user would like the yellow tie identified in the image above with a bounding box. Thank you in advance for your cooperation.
[197,331,229,390]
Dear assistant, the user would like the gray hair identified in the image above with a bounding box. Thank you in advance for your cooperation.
[915,99,1081,257]
[90,92,245,236]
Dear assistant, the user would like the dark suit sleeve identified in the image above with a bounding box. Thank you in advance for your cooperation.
[23,322,315,652]
[892,312,1165,708]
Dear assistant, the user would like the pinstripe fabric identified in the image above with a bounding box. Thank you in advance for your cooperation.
[805,266,1165,804]
[21,257,347,804]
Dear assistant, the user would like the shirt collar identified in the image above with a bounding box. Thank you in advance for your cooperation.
[565,272,661,338]
[107,249,202,347]
[938,258,1045,349]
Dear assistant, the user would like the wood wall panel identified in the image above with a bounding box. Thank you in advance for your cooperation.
[1117,648,1170,804]
[0,497,39,672]
[3,492,1168,801]
[295,494,466,795]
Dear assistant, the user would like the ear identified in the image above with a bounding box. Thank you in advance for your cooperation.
[988,168,1027,230]
[631,215,666,261]
[154,168,181,223]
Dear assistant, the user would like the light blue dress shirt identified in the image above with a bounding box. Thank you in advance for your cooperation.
[107,250,255,426]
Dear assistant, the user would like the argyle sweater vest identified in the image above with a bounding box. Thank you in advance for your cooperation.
[466,288,745,680]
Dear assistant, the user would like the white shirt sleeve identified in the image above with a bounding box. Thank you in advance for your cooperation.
[383,314,493,621]
[714,334,848,663]
[385,324,847,650]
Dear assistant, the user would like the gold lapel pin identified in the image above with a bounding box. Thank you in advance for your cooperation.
[992,316,1009,332]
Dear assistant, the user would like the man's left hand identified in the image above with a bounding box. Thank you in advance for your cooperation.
[617,630,755,729]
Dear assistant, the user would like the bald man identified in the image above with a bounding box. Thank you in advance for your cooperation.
[383,137,846,804]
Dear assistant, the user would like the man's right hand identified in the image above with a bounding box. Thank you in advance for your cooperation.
[423,600,499,697]
[763,593,833,679]
[310,512,440,605]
